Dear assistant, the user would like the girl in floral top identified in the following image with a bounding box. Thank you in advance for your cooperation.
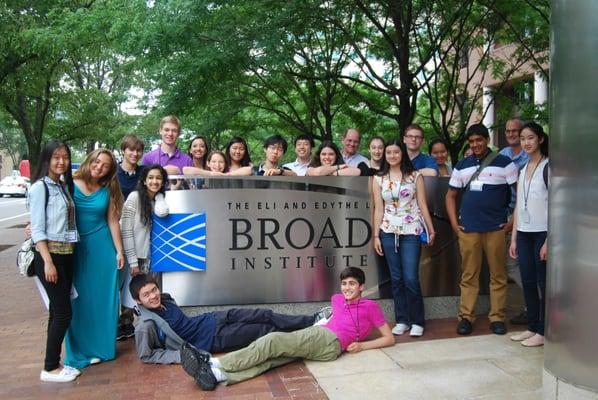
[372,139,435,337]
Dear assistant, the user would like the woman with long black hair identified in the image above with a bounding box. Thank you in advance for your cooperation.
[372,139,435,337]
[224,137,253,176]
[120,164,169,308]
[509,122,550,347]
[29,140,80,382]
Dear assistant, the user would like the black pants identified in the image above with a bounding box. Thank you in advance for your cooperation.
[34,251,74,371]
[211,308,315,352]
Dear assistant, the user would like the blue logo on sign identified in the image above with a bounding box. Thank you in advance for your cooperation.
[151,212,206,272]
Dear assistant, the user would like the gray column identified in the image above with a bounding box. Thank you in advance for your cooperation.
[544,1,598,398]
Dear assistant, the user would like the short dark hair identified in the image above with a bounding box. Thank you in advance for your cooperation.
[120,134,145,152]
[263,134,288,153]
[340,267,365,285]
[129,273,160,301]
[294,134,315,148]
[465,123,489,140]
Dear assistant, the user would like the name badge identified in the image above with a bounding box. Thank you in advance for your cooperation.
[521,209,531,223]
[470,180,484,191]
[66,230,78,242]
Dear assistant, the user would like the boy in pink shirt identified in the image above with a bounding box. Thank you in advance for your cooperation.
[181,267,395,390]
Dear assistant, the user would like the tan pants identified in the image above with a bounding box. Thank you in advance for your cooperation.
[457,230,507,322]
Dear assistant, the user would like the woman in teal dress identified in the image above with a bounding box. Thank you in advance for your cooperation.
[65,148,124,369]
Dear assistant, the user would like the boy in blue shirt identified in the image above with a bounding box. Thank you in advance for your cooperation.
[129,274,325,364]
[445,123,518,336]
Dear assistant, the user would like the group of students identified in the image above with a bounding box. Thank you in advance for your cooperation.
[28,114,549,388]
[29,138,172,382]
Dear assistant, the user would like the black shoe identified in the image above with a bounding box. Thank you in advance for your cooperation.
[117,324,135,341]
[180,342,216,391]
[509,310,528,325]
[457,319,473,335]
[490,321,507,335]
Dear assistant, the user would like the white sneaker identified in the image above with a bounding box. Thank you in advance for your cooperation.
[89,357,101,365]
[40,369,77,383]
[391,323,410,335]
[313,306,333,326]
[510,330,536,342]
[410,324,424,337]
[63,366,81,377]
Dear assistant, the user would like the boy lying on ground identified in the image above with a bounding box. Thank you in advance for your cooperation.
[180,266,395,390]
[129,274,330,364]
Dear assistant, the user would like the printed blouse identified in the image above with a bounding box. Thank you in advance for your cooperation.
[375,172,424,235]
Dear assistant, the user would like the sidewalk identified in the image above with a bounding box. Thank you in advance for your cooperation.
[0,218,542,399]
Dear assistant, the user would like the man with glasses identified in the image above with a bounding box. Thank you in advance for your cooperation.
[253,135,296,176]
[499,117,529,326]
[403,124,438,176]
[340,128,368,167]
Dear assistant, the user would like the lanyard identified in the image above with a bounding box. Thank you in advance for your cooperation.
[523,158,544,210]
[345,299,361,342]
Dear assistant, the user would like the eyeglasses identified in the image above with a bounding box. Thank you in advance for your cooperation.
[404,135,423,141]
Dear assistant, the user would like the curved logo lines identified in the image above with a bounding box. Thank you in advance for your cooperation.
[151,212,207,272]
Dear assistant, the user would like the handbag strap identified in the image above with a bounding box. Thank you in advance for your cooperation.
[464,151,499,191]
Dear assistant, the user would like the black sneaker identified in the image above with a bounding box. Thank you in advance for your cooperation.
[509,310,528,325]
[180,342,216,391]
[490,321,507,335]
[457,319,473,335]
[116,324,135,341]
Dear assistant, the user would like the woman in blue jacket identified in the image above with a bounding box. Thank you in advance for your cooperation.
[29,140,80,382]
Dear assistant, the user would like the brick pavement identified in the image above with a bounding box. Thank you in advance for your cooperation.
[0,220,524,400]
[0,227,328,400]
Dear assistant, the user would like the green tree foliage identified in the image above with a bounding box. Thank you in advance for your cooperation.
[1,0,549,168]
[0,0,137,171]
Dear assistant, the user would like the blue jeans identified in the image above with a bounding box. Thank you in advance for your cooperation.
[380,232,425,327]
[516,231,547,335]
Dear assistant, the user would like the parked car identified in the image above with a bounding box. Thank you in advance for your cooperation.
[0,172,31,197]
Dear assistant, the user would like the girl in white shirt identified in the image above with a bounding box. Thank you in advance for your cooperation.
[121,165,169,306]
[508,122,549,347]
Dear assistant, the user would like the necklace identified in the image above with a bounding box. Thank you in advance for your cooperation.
[387,172,403,215]
[345,299,361,342]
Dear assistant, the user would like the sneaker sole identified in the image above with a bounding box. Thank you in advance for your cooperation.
[181,347,201,380]
[180,348,216,391]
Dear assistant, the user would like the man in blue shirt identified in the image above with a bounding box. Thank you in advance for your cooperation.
[499,118,529,170]
[403,124,438,176]
[340,128,369,167]
[445,123,518,336]
[499,117,529,326]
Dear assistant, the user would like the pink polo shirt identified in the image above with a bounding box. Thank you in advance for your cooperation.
[323,294,386,351]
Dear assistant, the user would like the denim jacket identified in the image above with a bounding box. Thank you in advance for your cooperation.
[29,176,79,244]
